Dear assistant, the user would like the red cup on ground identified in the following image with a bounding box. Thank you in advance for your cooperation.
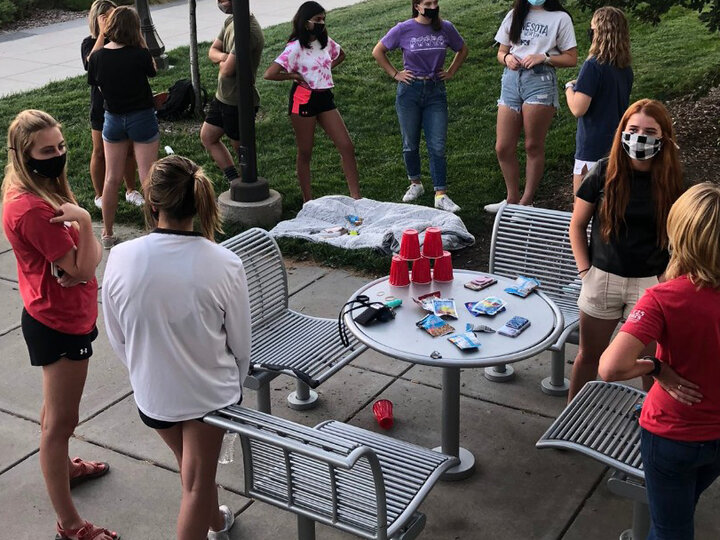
[373,399,394,429]
[399,229,421,260]
[433,251,454,282]
[422,227,443,259]
[389,255,410,287]
[411,256,431,284]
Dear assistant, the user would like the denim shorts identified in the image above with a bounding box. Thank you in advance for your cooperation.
[103,108,160,143]
[577,266,658,320]
[498,65,559,112]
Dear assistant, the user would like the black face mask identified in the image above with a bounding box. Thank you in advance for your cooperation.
[310,22,325,36]
[422,7,440,20]
[27,153,67,179]
[217,1,231,14]
[587,28,594,42]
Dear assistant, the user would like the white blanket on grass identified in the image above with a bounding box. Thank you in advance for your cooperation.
[269,196,475,255]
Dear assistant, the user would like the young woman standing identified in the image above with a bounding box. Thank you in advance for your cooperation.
[599,183,720,539]
[372,0,468,213]
[81,0,144,210]
[88,5,159,248]
[103,155,251,540]
[565,6,633,196]
[264,1,361,203]
[486,0,577,213]
[568,99,685,401]
[2,110,115,540]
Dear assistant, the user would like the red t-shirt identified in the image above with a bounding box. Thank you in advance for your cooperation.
[621,275,720,441]
[2,191,98,335]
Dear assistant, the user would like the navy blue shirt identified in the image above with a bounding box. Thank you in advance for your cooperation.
[574,57,633,161]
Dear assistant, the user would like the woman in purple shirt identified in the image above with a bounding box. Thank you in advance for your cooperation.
[373,0,468,213]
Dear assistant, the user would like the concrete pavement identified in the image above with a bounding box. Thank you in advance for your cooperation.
[0,0,368,97]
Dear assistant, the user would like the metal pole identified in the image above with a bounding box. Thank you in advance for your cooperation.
[188,0,202,119]
[134,0,168,69]
[441,366,461,458]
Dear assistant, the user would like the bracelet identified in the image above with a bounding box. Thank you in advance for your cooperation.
[565,81,575,90]
[578,267,590,276]
[644,356,663,376]
[544,52,551,65]
[503,52,511,66]
[392,70,398,79]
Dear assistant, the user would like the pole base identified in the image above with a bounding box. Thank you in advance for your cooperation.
[541,376,570,396]
[287,389,319,410]
[484,365,515,382]
[231,177,270,202]
[218,187,282,229]
[433,447,475,481]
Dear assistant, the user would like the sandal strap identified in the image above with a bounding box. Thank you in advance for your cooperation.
[57,520,118,540]
[70,457,105,478]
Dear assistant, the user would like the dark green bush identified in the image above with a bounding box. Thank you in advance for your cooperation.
[0,0,38,26]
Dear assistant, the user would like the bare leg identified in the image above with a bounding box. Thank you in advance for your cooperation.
[317,109,361,199]
[90,130,105,198]
[568,312,621,402]
[102,139,131,238]
[200,122,236,173]
[520,103,555,205]
[290,115,317,203]
[495,105,523,204]
[132,139,160,191]
[123,145,138,194]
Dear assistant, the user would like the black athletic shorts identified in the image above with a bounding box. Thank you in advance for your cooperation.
[137,395,241,430]
[204,98,259,142]
[21,309,98,367]
[288,83,336,117]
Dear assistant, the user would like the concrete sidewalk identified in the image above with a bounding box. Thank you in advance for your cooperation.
[0,0,368,97]
[2,212,720,538]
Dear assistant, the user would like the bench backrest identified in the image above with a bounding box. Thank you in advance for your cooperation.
[204,406,390,539]
[221,228,288,328]
[489,204,587,321]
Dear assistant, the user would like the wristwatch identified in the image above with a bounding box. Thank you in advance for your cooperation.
[544,52,552,65]
[644,355,663,376]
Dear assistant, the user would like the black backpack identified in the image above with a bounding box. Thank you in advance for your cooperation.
[156,79,206,120]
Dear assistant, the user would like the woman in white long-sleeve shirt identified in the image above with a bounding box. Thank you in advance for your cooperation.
[102,155,250,540]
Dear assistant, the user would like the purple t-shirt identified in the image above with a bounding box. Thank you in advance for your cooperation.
[381,19,464,78]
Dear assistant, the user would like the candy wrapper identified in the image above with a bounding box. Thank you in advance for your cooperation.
[416,314,455,337]
[470,296,507,316]
[433,298,458,319]
[412,291,441,312]
[464,276,497,291]
[466,322,496,333]
[504,276,540,298]
[448,332,482,350]
[498,316,531,337]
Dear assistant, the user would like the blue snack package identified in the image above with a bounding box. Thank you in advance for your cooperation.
[448,332,482,350]
[504,276,540,298]
[498,316,531,337]
[433,298,458,319]
[416,314,455,337]
[470,296,507,316]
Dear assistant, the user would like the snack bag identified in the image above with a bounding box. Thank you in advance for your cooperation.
[448,332,482,350]
[498,316,531,337]
[464,276,497,291]
[412,291,441,312]
[433,298,458,319]
[416,314,455,337]
[504,276,540,298]
[466,322,495,333]
[470,296,507,316]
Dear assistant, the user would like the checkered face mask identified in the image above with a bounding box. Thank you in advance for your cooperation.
[621,132,662,161]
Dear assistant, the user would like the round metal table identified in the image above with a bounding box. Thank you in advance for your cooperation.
[343,270,564,480]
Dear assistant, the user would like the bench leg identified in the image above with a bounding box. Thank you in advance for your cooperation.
[297,514,316,540]
[484,363,515,382]
[541,348,570,396]
[619,501,650,540]
[256,381,272,414]
[288,380,319,410]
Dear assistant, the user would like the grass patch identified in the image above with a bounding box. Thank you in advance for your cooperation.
[2,0,720,271]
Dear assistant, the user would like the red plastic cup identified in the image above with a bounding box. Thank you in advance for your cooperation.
[388,255,410,287]
[399,229,421,260]
[422,227,444,259]
[373,399,394,429]
[432,251,454,282]
[411,256,431,284]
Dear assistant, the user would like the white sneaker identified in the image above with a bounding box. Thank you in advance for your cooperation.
[207,505,234,540]
[402,183,424,202]
[434,194,461,213]
[484,200,507,214]
[94,196,102,209]
[125,190,145,206]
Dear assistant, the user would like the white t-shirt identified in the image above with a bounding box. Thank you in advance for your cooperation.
[102,230,251,422]
[274,38,342,90]
[494,9,576,59]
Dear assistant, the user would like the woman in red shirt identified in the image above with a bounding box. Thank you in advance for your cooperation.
[2,110,116,540]
[599,182,720,539]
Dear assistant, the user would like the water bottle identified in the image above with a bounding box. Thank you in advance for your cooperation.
[218,431,237,464]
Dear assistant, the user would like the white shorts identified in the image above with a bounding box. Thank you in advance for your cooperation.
[577,267,659,320]
[574,159,597,175]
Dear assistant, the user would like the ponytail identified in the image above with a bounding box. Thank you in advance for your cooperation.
[193,169,222,241]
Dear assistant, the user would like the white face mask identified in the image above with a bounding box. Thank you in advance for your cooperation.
[621,132,663,161]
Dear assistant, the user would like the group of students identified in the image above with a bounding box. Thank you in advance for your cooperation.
[2,1,720,539]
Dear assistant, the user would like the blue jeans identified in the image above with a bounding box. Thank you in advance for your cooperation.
[395,80,448,191]
[641,428,720,539]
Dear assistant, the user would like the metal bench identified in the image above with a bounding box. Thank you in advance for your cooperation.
[536,381,649,539]
[486,203,589,395]
[221,228,367,413]
[204,406,458,539]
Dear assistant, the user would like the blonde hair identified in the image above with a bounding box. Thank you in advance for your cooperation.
[2,109,76,210]
[665,182,720,290]
[104,5,146,48]
[88,0,116,39]
[589,7,631,69]
[144,155,222,241]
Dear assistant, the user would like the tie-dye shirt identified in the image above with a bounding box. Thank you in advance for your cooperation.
[274,38,341,90]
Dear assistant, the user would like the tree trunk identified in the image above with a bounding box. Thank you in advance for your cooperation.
[188,0,203,120]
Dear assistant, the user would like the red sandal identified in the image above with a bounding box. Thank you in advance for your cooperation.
[55,520,120,540]
[69,457,110,488]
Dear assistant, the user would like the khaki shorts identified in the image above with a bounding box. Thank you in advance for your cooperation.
[577,267,659,320]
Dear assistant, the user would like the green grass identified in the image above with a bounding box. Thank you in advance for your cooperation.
[2,0,720,271]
